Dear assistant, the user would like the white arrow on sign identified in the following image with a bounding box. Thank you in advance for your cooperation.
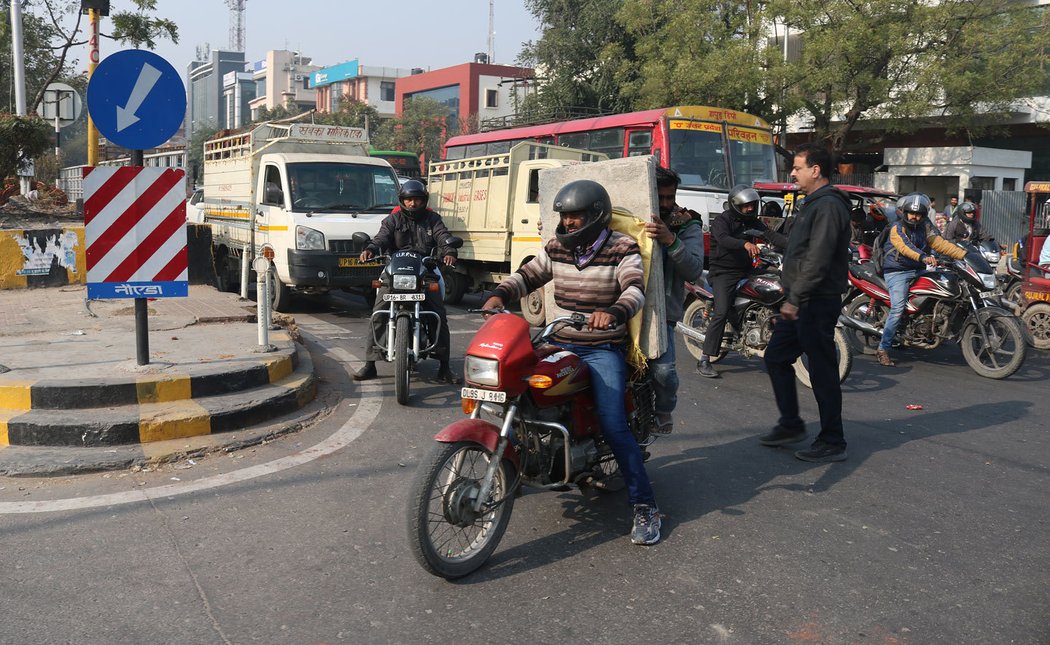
[115,62,162,132]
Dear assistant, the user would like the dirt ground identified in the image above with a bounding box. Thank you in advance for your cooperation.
[0,195,80,230]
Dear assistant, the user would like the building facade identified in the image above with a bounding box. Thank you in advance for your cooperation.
[393,61,534,135]
[310,60,413,118]
[246,50,321,121]
[187,50,247,139]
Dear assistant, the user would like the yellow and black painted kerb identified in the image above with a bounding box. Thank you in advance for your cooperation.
[0,345,315,448]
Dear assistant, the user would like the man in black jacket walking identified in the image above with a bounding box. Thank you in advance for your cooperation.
[759,144,852,462]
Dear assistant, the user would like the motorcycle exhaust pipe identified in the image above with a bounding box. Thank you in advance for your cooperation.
[838,313,880,336]
[675,321,706,344]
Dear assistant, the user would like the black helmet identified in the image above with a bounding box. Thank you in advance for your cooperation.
[553,180,612,249]
[398,179,429,219]
[959,201,977,223]
[896,193,930,230]
[728,184,760,219]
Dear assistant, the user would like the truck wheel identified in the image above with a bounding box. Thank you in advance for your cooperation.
[443,269,466,305]
[363,286,377,308]
[522,286,545,327]
[269,272,294,312]
[213,250,236,293]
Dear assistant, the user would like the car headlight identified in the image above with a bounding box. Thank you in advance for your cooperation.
[464,355,499,386]
[296,225,326,250]
[392,274,417,290]
[980,273,997,289]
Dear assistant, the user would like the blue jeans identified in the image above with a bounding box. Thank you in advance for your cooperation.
[649,323,678,415]
[553,341,656,507]
[880,270,916,351]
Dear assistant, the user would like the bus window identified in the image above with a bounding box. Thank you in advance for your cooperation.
[465,143,488,157]
[627,130,652,157]
[729,138,778,185]
[489,140,512,154]
[668,126,729,189]
[446,146,466,160]
[558,132,588,150]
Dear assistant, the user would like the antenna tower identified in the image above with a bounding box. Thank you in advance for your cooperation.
[487,0,495,63]
[227,0,246,52]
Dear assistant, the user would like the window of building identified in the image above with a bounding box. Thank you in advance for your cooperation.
[1003,178,1017,191]
[486,89,498,108]
[381,81,395,102]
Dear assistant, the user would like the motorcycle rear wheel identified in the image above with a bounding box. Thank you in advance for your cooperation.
[681,299,728,363]
[394,316,412,405]
[961,315,1027,379]
[844,294,886,355]
[406,441,517,579]
[794,326,854,389]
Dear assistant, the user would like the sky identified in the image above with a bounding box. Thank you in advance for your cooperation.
[86,0,543,80]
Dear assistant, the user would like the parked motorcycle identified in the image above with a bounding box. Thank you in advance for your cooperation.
[406,311,658,579]
[363,234,463,404]
[839,245,1028,379]
[677,248,853,388]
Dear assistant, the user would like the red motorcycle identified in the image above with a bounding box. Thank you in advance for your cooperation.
[406,310,657,579]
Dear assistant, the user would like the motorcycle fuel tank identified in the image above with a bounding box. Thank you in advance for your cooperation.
[911,271,961,300]
[529,345,591,407]
[738,273,784,305]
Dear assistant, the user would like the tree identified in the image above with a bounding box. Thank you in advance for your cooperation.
[314,96,382,132]
[766,0,1050,153]
[373,97,450,166]
[518,0,638,119]
[0,114,52,181]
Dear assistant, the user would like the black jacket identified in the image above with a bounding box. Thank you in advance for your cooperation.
[708,210,788,273]
[781,184,852,306]
[366,207,458,258]
[942,216,991,244]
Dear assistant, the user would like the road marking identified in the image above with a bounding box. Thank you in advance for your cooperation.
[0,327,379,515]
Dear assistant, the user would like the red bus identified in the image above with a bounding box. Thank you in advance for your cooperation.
[443,105,780,225]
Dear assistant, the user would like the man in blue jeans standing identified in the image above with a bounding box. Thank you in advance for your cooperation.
[483,179,661,545]
[759,144,853,463]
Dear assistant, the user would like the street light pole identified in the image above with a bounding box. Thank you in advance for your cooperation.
[10,0,30,195]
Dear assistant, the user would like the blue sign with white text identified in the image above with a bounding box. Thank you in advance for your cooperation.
[87,49,186,150]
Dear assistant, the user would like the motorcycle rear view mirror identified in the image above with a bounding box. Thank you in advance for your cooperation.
[352,231,371,246]
[445,236,464,249]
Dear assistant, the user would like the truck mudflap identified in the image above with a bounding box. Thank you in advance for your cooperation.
[286,249,384,288]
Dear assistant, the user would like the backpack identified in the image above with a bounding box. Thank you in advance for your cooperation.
[870,224,893,276]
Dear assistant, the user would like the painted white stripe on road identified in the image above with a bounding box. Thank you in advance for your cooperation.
[0,333,378,515]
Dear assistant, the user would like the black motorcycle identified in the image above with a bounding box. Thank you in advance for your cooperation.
[678,247,853,388]
[360,233,463,404]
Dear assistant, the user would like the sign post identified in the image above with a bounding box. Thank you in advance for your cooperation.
[86,49,187,366]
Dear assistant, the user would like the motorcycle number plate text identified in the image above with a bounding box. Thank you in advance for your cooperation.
[383,293,426,301]
[461,388,507,403]
[338,257,383,267]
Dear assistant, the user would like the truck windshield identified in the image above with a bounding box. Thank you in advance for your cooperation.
[287,163,399,212]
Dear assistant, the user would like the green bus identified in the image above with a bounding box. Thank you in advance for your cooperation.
[368,149,422,179]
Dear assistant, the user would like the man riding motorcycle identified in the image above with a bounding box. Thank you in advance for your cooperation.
[697,185,787,378]
[876,193,966,367]
[943,201,992,244]
[354,179,462,385]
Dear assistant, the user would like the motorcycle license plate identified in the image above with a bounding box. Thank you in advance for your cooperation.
[337,257,383,267]
[461,387,507,403]
[383,293,426,301]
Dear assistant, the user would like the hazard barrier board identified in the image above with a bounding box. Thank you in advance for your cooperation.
[84,166,188,299]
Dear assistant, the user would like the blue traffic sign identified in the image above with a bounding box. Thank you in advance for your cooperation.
[87,49,186,150]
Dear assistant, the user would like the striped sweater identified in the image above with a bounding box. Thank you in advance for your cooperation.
[493,231,645,345]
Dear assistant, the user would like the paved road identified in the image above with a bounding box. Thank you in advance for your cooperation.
[2,292,1048,644]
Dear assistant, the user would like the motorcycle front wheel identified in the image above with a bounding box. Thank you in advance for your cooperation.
[844,294,886,355]
[794,326,854,389]
[961,314,1027,379]
[394,315,412,405]
[406,441,517,579]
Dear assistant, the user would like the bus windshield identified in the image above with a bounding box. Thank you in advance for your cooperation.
[287,163,399,212]
[369,150,422,179]
[668,127,778,190]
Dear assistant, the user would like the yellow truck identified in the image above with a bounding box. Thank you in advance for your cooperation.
[427,142,606,325]
[194,120,398,311]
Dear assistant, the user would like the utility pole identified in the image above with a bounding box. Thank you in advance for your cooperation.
[83,1,108,166]
[487,0,495,64]
[10,0,30,195]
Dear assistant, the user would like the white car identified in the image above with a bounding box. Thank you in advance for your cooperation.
[187,189,205,223]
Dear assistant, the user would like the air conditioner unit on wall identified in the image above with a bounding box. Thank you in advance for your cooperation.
[293,73,304,81]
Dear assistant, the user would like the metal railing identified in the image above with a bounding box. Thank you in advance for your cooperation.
[479,107,614,132]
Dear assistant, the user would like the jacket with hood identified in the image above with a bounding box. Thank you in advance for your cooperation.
[781,184,852,307]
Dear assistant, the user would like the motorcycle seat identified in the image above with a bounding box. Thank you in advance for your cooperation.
[849,262,887,289]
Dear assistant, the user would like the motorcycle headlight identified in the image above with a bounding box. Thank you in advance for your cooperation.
[464,355,499,386]
[980,273,997,290]
[296,225,326,250]
[392,274,417,290]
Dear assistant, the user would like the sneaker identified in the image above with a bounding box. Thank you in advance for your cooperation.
[759,424,807,446]
[434,365,463,385]
[696,358,719,379]
[652,413,674,435]
[631,504,662,545]
[794,442,848,463]
[352,362,377,381]
[875,349,896,367]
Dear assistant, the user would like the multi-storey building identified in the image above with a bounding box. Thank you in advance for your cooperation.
[310,60,413,118]
[187,49,247,139]
[246,50,321,121]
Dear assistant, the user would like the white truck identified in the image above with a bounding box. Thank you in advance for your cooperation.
[192,121,399,311]
[426,142,606,325]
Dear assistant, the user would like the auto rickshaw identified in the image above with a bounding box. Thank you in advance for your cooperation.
[1015,181,1050,349]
